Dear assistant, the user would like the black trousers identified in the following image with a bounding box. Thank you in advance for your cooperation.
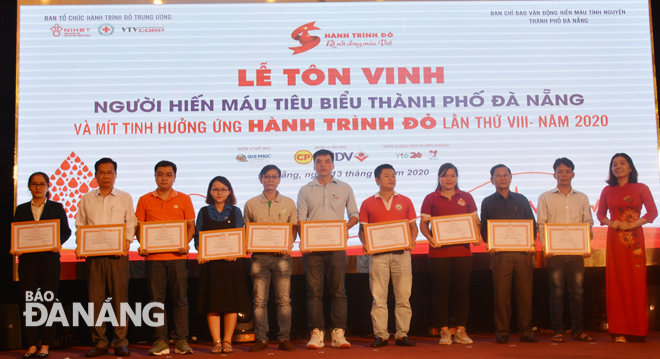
[19,253,61,347]
[428,256,472,328]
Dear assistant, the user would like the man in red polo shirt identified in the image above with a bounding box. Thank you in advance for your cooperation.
[358,164,418,348]
[136,160,196,356]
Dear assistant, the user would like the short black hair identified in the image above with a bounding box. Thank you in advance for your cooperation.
[313,149,334,162]
[259,164,281,178]
[553,157,575,172]
[28,172,51,199]
[436,163,459,191]
[374,164,395,179]
[205,176,237,206]
[606,153,638,186]
[95,158,117,172]
[155,160,177,175]
[490,164,511,178]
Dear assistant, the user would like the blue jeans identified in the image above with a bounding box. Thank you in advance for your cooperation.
[251,254,292,342]
[303,251,347,331]
[546,255,585,334]
[145,260,189,342]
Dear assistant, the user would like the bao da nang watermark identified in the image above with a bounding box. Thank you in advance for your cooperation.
[24,290,164,327]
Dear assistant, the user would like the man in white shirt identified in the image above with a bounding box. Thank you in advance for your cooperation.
[537,157,594,343]
[76,158,137,357]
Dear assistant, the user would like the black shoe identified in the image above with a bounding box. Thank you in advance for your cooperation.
[36,353,49,359]
[249,340,269,352]
[520,334,539,343]
[371,337,388,348]
[114,346,131,357]
[24,352,36,358]
[496,336,509,344]
[86,346,109,357]
[278,340,296,351]
[395,337,416,347]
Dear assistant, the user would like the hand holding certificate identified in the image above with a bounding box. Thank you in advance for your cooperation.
[198,228,246,263]
[76,224,126,257]
[11,219,60,255]
[430,213,480,247]
[299,220,347,252]
[363,220,412,255]
[543,223,591,256]
[246,223,293,253]
[487,220,535,252]
[139,220,187,254]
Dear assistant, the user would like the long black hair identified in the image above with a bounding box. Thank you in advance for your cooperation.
[205,176,237,205]
[436,163,459,191]
[606,153,638,186]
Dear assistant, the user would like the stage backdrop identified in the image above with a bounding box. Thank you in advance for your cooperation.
[16,0,660,257]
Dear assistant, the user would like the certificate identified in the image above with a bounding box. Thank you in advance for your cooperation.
[246,223,292,252]
[140,220,187,254]
[487,220,535,251]
[363,220,412,254]
[11,219,60,254]
[198,228,246,261]
[299,220,347,251]
[544,223,591,255]
[77,224,126,257]
[430,213,478,246]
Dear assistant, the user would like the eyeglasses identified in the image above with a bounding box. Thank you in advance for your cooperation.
[262,176,280,180]
[29,183,47,188]
[211,188,229,193]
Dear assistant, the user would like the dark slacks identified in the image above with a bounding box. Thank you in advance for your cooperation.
[492,252,533,338]
[20,253,61,347]
[146,259,189,342]
[428,256,472,328]
[86,256,129,349]
[303,251,348,331]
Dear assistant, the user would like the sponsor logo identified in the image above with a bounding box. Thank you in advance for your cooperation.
[237,154,271,163]
[355,151,369,162]
[51,24,91,37]
[122,27,165,33]
[289,22,320,55]
[294,150,313,164]
[236,155,248,163]
[98,24,114,36]
[395,152,423,159]
[335,151,369,162]
[428,150,438,160]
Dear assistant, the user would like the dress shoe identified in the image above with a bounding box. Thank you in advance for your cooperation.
[520,334,538,343]
[86,346,108,357]
[496,336,509,344]
[371,337,388,348]
[36,353,49,359]
[395,337,416,347]
[23,352,36,358]
[114,346,131,357]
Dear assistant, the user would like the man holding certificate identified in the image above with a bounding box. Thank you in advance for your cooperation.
[480,164,537,344]
[136,161,196,356]
[75,158,137,357]
[296,149,359,349]
[537,158,594,343]
[358,164,418,348]
[244,165,298,352]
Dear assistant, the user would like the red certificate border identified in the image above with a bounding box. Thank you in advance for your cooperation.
[430,213,478,246]
[11,219,60,254]
[363,219,412,254]
[246,223,292,252]
[300,220,347,252]
[76,224,126,257]
[199,228,246,261]
[543,223,591,255]
[487,219,535,251]
[140,220,187,254]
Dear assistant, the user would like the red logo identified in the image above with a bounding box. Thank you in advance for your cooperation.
[355,151,369,162]
[289,22,320,55]
[51,24,63,37]
[50,152,99,218]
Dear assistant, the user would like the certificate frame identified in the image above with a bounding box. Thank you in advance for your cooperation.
[246,223,292,252]
[363,219,412,254]
[487,219,535,251]
[543,223,591,255]
[11,219,60,254]
[299,220,347,252]
[430,213,479,246]
[76,223,126,257]
[140,220,187,254]
[198,228,246,261]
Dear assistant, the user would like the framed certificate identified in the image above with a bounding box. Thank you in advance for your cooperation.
[363,219,412,254]
[11,219,60,254]
[77,224,126,257]
[299,220,347,251]
[140,220,187,254]
[543,223,591,255]
[198,228,246,261]
[246,223,292,252]
[430,213,479,246]
[487,219,535,251]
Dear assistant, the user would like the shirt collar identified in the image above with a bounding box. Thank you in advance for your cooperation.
[550,186,575,196]
[95,187,118,197]
[151,189,178,198]
[30,198,47,207]
[312,177,338,186]
[209,203,232,214]
[375,191,398,199]
[260,191,280,203]
[433,188,464,198]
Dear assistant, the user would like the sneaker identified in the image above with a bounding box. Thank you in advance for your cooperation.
[278,339,296,351]
[306,328,325,349]
[615,336,626,343]
[454,328,473,344]
[331,328,351,348]
[148,340,170,356]
[438,329,452,345]
[250,340,269,352]
[174,339,193,355]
